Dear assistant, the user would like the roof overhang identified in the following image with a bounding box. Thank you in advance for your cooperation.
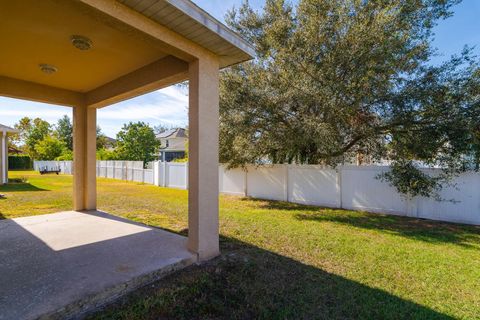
[0,124,18,134]
[119,0,255,68]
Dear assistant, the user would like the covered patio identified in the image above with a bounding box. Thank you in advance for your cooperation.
[1,211,194,319]
[0,0,253,318]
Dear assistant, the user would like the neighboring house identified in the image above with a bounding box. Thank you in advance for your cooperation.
[0,124,18,184]
[156,128,187,162]
[104,136,117,151]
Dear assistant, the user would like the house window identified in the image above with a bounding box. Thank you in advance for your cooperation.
[165,151,185,162]
[165,140,169,147]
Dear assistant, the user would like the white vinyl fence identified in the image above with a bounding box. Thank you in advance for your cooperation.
[34,160,153,184]
[34,161,480,225]
[96,161,154,184]
[34,161,73,175]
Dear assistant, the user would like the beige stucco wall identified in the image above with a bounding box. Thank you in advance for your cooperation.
[73,105,97,211]
[187,57,220,261]
[0,132,7,184]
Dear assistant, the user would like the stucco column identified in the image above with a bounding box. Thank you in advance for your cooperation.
[4,133,8,184]
[187,57,220,261]
[73,105,97,210]
[1,131,6,184]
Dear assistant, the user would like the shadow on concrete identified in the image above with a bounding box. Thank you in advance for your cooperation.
[91,233,455,320]
[0,211,194,320]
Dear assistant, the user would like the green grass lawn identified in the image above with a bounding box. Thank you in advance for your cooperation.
[1,171,479,319]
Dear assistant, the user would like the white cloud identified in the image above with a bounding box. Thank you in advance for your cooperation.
[0,86,189,137]
[0,97,71,127]
[97,86,188,136]
[98,86,188,122]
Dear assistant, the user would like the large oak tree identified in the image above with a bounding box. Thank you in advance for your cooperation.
[220,0,480,198]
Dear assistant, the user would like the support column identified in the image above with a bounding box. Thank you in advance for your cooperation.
[73,105,97,211]
[1,131,6,184]
[187,56,220,261]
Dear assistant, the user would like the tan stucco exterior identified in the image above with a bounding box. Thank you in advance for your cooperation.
[0,125,17,185]
[187,57,221,260]
[0,0,253,261]
[0,132,6,185]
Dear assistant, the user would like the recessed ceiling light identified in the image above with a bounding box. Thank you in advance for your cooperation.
[71,35,93,50]
[39,64,58,74]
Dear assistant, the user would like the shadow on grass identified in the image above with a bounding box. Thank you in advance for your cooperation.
[0,182,48,192]
[90,233,454,320]
[295,211,480,248]
[241,197,480,248]
[0,211,455,319]
[240,197,320,211]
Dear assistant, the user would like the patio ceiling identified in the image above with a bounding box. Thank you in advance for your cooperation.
[0,0,254,107]
[0,0,170,93]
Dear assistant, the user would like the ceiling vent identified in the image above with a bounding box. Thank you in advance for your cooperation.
[39,64,58,74]
[71,35,93,50]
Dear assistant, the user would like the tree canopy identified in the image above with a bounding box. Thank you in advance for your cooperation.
[115,122,160,164]
[19,118,51,159]
[34,135,67,160]
[56,115,73,151]
[220,0,480,198]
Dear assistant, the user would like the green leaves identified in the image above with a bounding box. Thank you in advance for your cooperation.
[34,135,67,161]
[115,122,160,165]
[220,0,480,197]
[56,115,73,151]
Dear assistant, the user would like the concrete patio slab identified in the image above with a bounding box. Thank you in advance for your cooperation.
[0,211,196,320]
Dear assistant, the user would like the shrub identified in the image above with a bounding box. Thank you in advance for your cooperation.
[8,155,33,170]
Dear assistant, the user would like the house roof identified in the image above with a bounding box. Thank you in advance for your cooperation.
[119,0,255,68]
[0,124,18,134]
[105,136,117,144]
[156,128,188,139]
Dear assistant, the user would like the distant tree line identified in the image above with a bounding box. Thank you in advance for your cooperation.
[9,117,161,165]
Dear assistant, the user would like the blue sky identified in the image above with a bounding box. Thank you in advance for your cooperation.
[1,0,478,138]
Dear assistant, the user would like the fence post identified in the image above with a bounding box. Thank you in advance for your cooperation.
[185,162,189,190]
[284,165,289,202]
[337,166,343,209]
[131,162,134,182]
[163,162,167,187]
[244,167,248,197]
[153,161,158,186]
[119,161,123,180]
[406,197,418,218]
